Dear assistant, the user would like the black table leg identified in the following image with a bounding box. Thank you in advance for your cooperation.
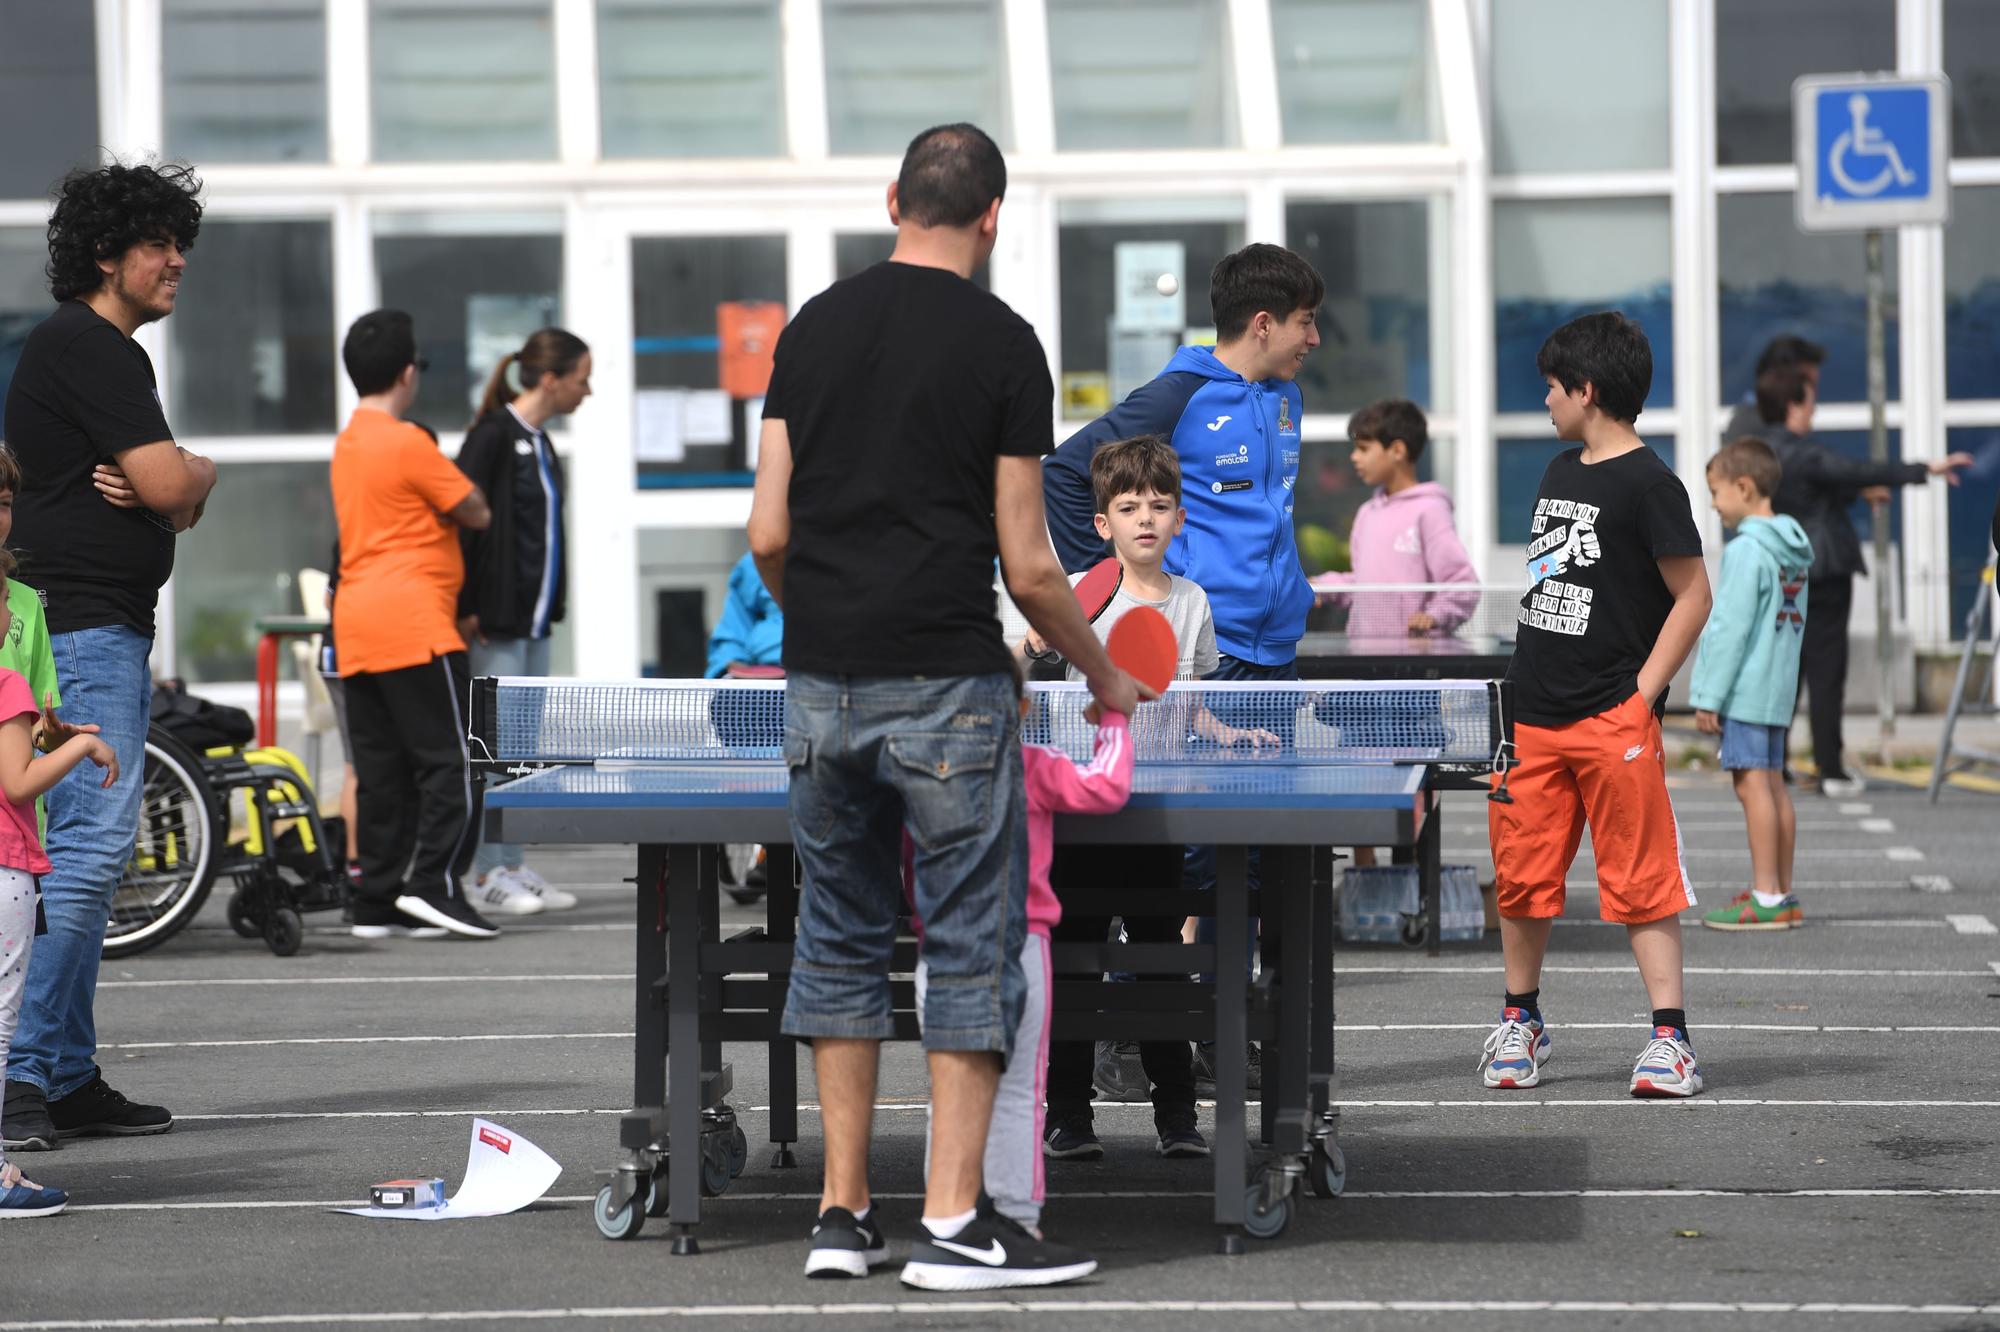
[1420,789,1443,957]
[1310,846,1336,1128]
[630,844,668,1146]
[1214,844,1248,1255]
[766,845,799,1168]
[1273,847,1311,1163]
[666,842,704,1254]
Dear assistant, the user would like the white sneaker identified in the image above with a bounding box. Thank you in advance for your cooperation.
[1818,774,1867,798]
[1477,1007,1551,1089]
[1629,1027,1704,1098]
[475,868,546,916]
[505,864,578,911]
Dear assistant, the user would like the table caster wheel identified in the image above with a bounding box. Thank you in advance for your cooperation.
[594,1183,644,1240]
[644,1164,671,1217]
[727,1124,748,1178]
[1242,1184,1292,1240]
[699,1139,731,1197]
[1308,1141,1348,1199]
[264,906,303,957]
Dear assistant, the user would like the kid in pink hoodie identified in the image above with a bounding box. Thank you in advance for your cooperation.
[908,702,1133,1235]
[1310,398,1480,637]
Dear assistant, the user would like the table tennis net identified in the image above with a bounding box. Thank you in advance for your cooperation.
[470,677,1504,768]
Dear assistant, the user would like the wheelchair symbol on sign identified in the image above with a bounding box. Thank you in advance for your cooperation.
[1829,92,1916,197]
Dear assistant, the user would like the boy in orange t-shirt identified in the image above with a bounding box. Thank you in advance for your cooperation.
[330,310,494,940]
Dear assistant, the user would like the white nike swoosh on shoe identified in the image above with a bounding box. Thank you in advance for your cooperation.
[931,1238,1008,1265]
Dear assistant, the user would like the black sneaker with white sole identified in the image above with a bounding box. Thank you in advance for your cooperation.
[1043,1119,1103,1161]
[350,903,450,939]
[900,1206,1097,1291]
[1156,1124,1210,1158]
[804,1206,892,1278]
[394,892,500,939]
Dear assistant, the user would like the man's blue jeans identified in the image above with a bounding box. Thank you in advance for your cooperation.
[780,673,1027,1056]
[11,625,153,1098]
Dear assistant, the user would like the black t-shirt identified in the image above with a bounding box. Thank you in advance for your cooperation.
[1507,444,1703,725]
[4,301,178,635]
[763,262,1054,677]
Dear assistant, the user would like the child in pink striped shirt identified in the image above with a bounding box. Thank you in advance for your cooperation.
[910,688,1133,1236]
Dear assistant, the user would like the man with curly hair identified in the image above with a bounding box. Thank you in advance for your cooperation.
[1,162,216,1153]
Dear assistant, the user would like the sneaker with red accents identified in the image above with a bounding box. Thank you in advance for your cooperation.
[1477,1007,1550,1089]
[1628,1027,1703,1098]
[1702,891,1802,931]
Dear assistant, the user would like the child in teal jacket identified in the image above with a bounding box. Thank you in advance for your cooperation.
[1691,438,1814,931]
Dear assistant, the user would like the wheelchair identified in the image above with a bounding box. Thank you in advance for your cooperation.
[103,722,350,959]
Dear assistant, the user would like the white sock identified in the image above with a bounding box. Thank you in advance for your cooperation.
[852,1205,870,1224]
[1752,889,1790,908]
[922,1207,977,1239]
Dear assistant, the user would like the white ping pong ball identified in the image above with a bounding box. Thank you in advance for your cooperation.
[1156,273,1179,297]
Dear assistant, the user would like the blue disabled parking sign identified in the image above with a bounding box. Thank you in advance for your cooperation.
[1795,73,1951,231]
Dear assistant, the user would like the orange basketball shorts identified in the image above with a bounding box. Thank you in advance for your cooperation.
[1487,690,1696,925]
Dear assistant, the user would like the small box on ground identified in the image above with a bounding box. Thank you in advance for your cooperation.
[370,1178,446,1209]
[1338,864,1484,944]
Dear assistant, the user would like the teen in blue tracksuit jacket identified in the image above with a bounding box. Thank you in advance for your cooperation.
[1043,344,1315,667]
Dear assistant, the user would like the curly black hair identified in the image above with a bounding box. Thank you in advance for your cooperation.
[45,162,204,302]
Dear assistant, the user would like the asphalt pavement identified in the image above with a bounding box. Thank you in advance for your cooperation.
[6,767,2000,1331]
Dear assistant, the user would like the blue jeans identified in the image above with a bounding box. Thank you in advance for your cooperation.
[12,625,153,1098]
[1186,653,1301,983]
[780,673,1027,1055]
[467,635,551,875]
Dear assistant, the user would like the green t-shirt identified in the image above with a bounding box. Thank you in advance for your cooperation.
[2,578,61,840]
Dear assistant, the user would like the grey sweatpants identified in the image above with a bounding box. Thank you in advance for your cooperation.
[916,933,1052,1229]
[0,866,38,1174]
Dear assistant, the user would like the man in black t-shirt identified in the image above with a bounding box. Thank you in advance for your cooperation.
[1,164,217,1154]
[1483,312,1714,1103]
[747,124,1141,1288]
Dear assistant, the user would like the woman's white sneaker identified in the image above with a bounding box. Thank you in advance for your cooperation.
[475,868,546,916]
[505,865,578,911]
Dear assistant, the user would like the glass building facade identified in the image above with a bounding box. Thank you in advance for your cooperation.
[1,0,1995,685]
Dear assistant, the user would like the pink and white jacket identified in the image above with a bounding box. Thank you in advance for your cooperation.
[904,712,1134,940]
[1310,482,1480,637]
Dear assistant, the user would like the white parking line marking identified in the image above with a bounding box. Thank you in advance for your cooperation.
[1858,818,1894,833]
[98,974,630,990]
[102,1032,631,1051]
[1947,914,1999,935]
[1838,802,1873,815]
[6,1298,2000,1327]
[65,1186,2000,1214]
[1910,875,1955,893]
[1339,964,1996,978]
[1885,846,1926,862]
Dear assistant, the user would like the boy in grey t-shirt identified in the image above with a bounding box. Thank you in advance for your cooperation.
[1020,435,1270,1162]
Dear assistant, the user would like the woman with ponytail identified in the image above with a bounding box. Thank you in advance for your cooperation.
[455,327,591,915]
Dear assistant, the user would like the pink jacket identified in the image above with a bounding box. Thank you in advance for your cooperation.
[1312,482,1480,636]
[904,712,1134,939]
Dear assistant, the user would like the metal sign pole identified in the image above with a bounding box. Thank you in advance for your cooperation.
[1864,227,1895,754]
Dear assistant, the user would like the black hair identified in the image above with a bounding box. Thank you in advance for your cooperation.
[1755,362,1814,425]
[895,123,1007,229]
[1210,244,1324,342]
[45,163,204,303]
[343,309,418,397]
[1346,398,1429,462]
[1535,311,1653,424]
[1753,334,1826,377]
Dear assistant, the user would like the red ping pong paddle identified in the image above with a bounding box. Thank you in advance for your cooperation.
[1106,605,1177,695]
[1073,558,1123,623]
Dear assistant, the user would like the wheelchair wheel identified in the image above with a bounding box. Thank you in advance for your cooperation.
[103,725,224,958]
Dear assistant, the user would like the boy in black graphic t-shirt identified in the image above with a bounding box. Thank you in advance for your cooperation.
[1481,312,1713,1100]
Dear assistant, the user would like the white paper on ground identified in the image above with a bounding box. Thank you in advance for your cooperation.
[338,1118,560,1220]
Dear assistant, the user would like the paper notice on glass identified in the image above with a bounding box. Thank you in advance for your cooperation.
[682,389,732,446]
[635,389,687,463]
[339,1119,561,1221]
[745,396,766,469]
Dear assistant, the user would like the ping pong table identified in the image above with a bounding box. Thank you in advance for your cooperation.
[475,677,1512,1257]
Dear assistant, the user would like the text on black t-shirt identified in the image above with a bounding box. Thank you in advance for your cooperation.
[3,301,178,636]
[1506,444,1703,725]
[763,262,1054,677]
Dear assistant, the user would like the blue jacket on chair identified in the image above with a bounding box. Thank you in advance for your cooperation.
[1041,345,1315,667]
